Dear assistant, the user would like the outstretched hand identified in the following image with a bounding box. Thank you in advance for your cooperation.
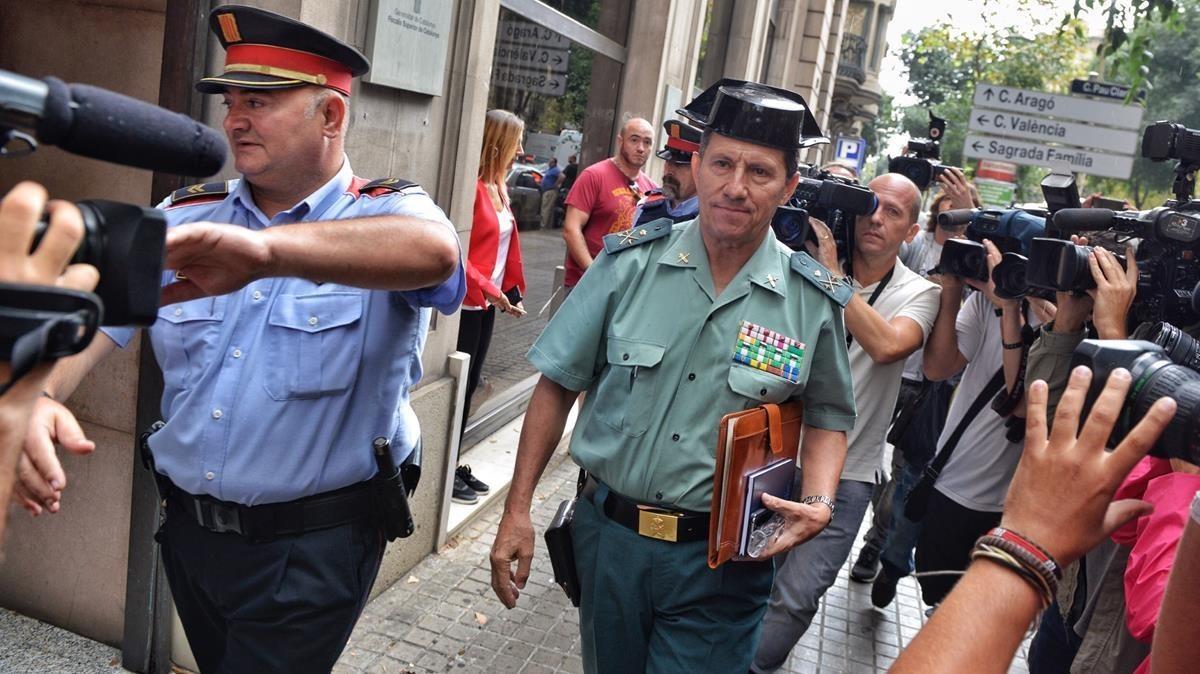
[1005,369,1176,566]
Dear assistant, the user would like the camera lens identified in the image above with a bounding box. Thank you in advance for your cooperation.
[771,205,809,251]
[1132,361,1200,462]
[992,253,1029,300]
[1145,322,1200,372]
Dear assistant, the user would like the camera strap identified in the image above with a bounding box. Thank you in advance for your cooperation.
[846,265,895,348]
[0,283,102,397]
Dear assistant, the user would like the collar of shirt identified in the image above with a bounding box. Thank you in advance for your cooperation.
[658,218,787,301]
[667,194,699,215]
[230,154,354,228]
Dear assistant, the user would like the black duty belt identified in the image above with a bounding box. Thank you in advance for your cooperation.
[582,475,709,543]
[166,479,375,542]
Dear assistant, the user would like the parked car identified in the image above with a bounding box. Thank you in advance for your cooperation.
[506,163,545,230]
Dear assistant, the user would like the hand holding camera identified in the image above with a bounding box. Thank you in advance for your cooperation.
[1087,244,1139,339]
[935,166,975,210]
[802,216,840,273]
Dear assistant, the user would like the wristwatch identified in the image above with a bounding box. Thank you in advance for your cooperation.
[800,494,836,521]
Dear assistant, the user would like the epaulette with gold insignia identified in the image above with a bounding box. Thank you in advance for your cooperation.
[602,217,673,254]
[360,177,417,197]
[166,181,231,208]
[790,251,853,307]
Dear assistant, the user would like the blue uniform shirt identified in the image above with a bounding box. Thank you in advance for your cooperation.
[631,193,699,226]
[104,158,465,505]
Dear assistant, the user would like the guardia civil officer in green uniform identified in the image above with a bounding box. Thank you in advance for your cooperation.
[489,81,857,673]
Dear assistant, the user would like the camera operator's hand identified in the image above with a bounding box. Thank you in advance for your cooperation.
[1005,369,1175,567]
[0,182,100,520]
[803,217,841,274]
[160,223,273,305]
[936,167,975,210]
[1088,244,1138,339]
[964,239,1018,310]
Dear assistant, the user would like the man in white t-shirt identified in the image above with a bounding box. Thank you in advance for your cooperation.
[911,240,1043,606]
[752,174,941,673]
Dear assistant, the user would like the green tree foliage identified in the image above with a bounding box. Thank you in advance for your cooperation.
[1069,0,1182,97]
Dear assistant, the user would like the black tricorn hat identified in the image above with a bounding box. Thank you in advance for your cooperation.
[678,79,828,150]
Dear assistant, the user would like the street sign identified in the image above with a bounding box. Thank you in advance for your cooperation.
[1070,78,1146,103]
[976,160,1017,183]
[968,109,1139,154]
[963,133,1134,179]
[490,65,566,97]
[834,136,867,173]
[495,43,569,74]
[498,19,569,50]
[973,84,1144,130]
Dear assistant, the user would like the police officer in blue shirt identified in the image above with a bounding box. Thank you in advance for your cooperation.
[631,119,701,227]
[15,6,464,672]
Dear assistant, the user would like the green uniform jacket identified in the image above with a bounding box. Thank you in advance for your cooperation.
[528,218,857,512]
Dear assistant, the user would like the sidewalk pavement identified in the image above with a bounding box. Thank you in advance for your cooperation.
[337,453,1031,674]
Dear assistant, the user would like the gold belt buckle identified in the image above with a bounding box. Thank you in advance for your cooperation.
[637,508,680,542]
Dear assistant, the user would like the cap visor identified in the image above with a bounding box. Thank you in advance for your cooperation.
[196,71,307,93]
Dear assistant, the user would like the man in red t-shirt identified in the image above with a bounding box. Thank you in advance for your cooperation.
[561,117,658,288]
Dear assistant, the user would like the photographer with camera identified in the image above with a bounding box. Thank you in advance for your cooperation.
[893,368,1176,673]
[12,7,464,671]
[752,173,941,672]
[0,181,99,542]
[912,231,1048,607]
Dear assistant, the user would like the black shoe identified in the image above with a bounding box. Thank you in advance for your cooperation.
[456,465,490,494]
[452,475,478,504]
[850,545,881,583]
[871,572,899,609]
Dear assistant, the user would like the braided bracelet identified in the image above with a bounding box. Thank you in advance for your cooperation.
[985,527,1062,579]
[970,544,1055,608]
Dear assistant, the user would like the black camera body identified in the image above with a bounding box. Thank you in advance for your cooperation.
[1026,237,1127,294]
[1072,338,1200,463]
[887,112,960,192]
[771,166,877,252]
[1143,121,1200,165]
[31,200,165,326]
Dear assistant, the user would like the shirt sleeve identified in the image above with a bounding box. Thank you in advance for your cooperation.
[564,167,598,215]
[896,282,941,339]
[1026,321,1087,426]
[383,189,466,315]
[526,248,620,391]
[801,307,857,431]
[955,291,987,363]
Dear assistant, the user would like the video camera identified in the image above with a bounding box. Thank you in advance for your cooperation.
[932,207,1046,291]
[1031,120,1200,325]
[1073,337,1200,463]
[770,165,878,255]
[888,112,961,192]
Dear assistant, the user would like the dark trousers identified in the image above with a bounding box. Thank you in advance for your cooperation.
[913,488,1001,606]
[455,306,497,435]
[1028,598,1082,673]
[159,502,384,673]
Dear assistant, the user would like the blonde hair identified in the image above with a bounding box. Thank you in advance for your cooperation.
[478,109,525,187]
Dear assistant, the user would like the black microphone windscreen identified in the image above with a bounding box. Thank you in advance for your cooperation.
[937,208,975,228]
[1053,208,1114,232]
[41,82,226,177]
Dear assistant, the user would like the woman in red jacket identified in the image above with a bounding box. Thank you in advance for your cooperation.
[453,109,528,502]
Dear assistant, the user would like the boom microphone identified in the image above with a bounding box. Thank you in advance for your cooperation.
[0,69,226,177]
[1052,208,1116,232]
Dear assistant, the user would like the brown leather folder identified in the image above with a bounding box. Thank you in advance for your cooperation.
[708,400,804,569]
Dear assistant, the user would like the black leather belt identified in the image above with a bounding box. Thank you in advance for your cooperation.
[166,479,375,542]
[582,475,709,543]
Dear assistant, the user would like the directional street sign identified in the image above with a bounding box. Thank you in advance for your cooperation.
[973,84,1144,130]
[490,65,566,97]
[498,20,569,50]
[495,42,569,74]
[967,109,1139,154]
[963,133,1134,180]
[1070,78,1146,103]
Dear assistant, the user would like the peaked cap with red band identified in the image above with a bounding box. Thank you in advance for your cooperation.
[656,119,701,163]
[196,5,370,96]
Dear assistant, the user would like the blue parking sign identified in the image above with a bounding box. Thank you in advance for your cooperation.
[834,136,866,173]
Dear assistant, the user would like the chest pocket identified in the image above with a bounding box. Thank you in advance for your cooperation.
[727,363,802,404]
[153,296,228,390]
[264,291,365,401]
[594,336,666,437]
